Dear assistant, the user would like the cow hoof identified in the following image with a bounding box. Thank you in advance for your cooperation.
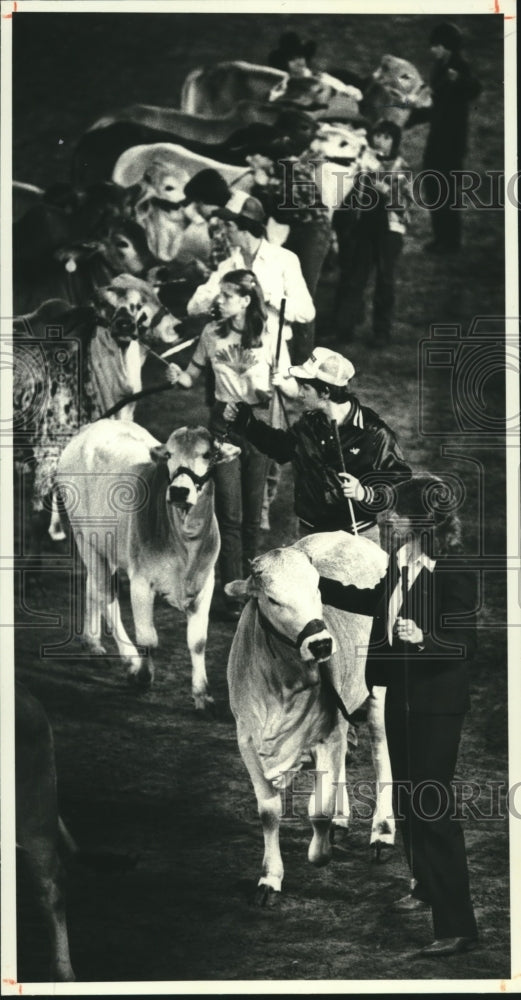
[253,884,280,908]
[309,850,332,868]
[330,824,350,846]
[86,642,107,657]
[127,666,153,691]
[370,840,394,864]
[193,693,215,714]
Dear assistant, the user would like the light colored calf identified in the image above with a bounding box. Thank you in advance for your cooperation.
[226,533,395,905]
[55,420,239,708]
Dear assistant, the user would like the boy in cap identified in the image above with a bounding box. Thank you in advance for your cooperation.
[408,22,482,253]
[224,346,411,540]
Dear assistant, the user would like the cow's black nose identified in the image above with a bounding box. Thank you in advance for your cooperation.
[111,309,137,339]
[308,637,333,661]
[168,485,190,506]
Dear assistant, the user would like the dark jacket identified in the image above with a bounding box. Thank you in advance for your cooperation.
[408,52,482,167]
[319,554,478,714]
[233,395,411,533]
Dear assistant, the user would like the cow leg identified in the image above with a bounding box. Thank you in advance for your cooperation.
[308,733,347,867]
[106,588,141,669]
[48,489,66,542]
[367,686,395,858]
[127,573,156,688]
[237,725,283,904]
[185,571,214,711]
[80,545,109,656]
[332,731,351,834]
[22,839,75,982]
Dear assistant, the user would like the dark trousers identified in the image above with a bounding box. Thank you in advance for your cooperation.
[423,168,462,251]
[385,702,478,940]
[334,221,403,341]
[213,436,268,588]
[285,217,332,363]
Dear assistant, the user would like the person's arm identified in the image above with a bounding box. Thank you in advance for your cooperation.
[278,248,316,324]
[404,106,432,128]
[186,265,222,316]
[225,402,297,462]
[446,59,482,101]
[359,426,412,505]
[319,576,383,616]
[174,327,211,388]
[416,567,478,658]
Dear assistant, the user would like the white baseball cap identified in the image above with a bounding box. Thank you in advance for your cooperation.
[288,347,355,387]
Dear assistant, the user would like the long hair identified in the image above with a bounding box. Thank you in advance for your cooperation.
[218,269,267,349]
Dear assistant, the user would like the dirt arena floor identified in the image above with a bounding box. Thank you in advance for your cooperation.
[10,9,510,986]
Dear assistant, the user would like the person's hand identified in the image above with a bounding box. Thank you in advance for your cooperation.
[271,369,286,388]
[339,472,365,501]
[193,259,211,280]
[223,402,239,422]
[394,617,424,645]
[166,363,182,384]
[447,68,459,82]
[373,178,390,194]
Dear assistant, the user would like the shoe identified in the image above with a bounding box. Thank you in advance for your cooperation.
[392,894,430,913]
[419,936,479,957]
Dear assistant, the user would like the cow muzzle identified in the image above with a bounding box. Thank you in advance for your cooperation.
[110,308,138,344]
[168,483,193,509]
[298,620,335,663]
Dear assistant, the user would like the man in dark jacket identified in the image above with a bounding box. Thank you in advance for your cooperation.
[224,346,411,540]
[408,22,482,253]
[318,474,479,957]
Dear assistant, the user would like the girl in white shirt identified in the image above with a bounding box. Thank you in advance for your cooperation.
[175,268,297,619]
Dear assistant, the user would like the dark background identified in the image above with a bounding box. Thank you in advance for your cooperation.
[10,8,510,985]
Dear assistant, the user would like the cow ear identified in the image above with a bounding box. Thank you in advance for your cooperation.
[224,577,256,600]
[150,444,169,463]
[97,284,120,310]
[213,441,241,465]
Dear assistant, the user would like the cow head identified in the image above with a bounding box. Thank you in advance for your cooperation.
[150,427,240,513]
[310,122,370,163]
[362,54,428,125]
[55,218,155,280]
[95,274,180,347]
[226,547,335,686]
[139,160,189,206]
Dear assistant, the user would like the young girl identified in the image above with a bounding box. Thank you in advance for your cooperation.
[173,268,297,619]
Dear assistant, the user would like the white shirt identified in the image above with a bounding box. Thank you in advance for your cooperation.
[186,239,315,341]
[388,545,436,646]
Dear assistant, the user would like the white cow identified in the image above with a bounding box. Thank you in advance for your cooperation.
[180,60,360,118]
[226,532,394,905]
[55,420,240,708]
[113,144,255,261]
[113,142,253,194]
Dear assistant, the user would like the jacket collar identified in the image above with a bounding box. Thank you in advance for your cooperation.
[396,544,436,574]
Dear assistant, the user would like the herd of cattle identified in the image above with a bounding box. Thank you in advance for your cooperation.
[12,54,428,982]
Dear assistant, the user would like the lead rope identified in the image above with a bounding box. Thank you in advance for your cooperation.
[401,562,416,894]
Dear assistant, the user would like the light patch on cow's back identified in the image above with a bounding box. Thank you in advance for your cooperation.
[58,419,159,481]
